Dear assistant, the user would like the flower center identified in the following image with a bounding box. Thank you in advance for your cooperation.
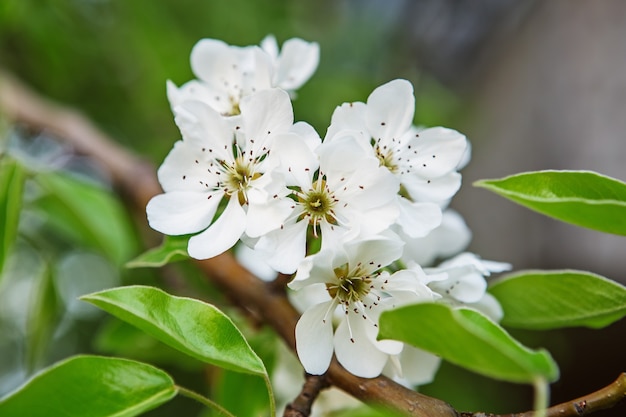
[221,155,260,204]
[326,263,372,304]
[374,145,398,173]
[299,179,337,232]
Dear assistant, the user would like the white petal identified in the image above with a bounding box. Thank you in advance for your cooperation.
[396,198,442,238]
[260,34,279,60]
[365,79,415,142]
[467,293,504,322]
[273,38,320,90]
[146,190,223,235]
[166,79,228,115]
[187,197,246,259]
[245,196,293,238]
[265,133,318,187]
[334,314,389,378]
[255,219,309,274]
[290,121,322,153]
[296,301,336,375]
[156,140,219,193]
[397,346,441,386]
[432,270,487,304]
[292,246,348,289]
[240,88,294,155]
[325,101,368,144]
[234,244,278,282]
[173,100,233,161]
[344,236,404,272]
[410,127,467,178]
[402,172,462,203]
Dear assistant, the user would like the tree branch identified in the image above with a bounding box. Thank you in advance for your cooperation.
[283,374,330,417]
[1,70,623,417]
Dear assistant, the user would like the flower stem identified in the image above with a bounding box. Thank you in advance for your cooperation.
[533,377,549,417]
[176,385,236,417]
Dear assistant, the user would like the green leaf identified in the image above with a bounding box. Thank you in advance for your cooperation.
[475,170,626,236]
[26,261,59,373]
[489,270,626,330]
[0,355,177,417]
[94,319,202,371]
[32,172,137,264]
[126,235,189,268]
[81,285,267,376]
[378,303,559,384]
[0,157,26,276]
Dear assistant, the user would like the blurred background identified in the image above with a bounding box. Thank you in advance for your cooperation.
[1,0,625,415]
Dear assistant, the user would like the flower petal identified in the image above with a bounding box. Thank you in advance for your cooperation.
[334,314,389,378]
[324,101,368,144]
[166,79,229,115]
[396,346,441,386]
[173,100,233,161]
[273,38,320,90]
[343,236,404,272]
[146,190,223,236]
[255,219,309,274]
[365,79,415,142]
[396,198,442,238]
[156,140,220,193]
[265,132,318,187]
[410,127,467,178]
[240,88,294,155]
[296,301,336,375]
[402,172,462,203]
[187,197,246,259]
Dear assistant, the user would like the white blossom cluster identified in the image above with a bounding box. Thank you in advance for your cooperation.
[146,35,510,384]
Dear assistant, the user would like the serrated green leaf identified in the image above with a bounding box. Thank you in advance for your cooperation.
[32,172,137,264]
[0,157,26,277]
[489,270,626,330]
[378,303,558,384]
[0,355,177,417]
[126,235,189,268]
[81,285,267,376]
[475,170,626,236]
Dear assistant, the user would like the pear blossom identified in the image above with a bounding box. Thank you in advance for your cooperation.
[422,252,512,321]
[325,79,468,238]
[253,133,400,274]
[399,209,472,267]
[146,88,305,260]
[167,36,319,116]
[260,35,320,95]
[289,236,436,378]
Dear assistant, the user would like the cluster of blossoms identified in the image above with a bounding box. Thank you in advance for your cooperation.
[147,36,510,384]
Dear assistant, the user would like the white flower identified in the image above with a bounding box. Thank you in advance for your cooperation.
[167,36,319,116]
[289,236,436,378]
[423,252,512,321]
[260,35,320,95]
[253,133,399,274]
[146,88,301,260]
[399,209,472,267]
[325,79,468,238]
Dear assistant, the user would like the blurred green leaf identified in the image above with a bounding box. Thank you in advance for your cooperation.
[32,172,137,265]
[81,285,267,376]
[126,235,189,268]
[0,355,177,417]
[378,303,559,384]
[0,157,26,277]
[26,261,58,373]
[475,170,626,236]
[490,270,626,330]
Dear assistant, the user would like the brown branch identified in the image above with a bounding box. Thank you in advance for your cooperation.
[283,374,330,417]
[459,372,626,417]
[2,70,624,417]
